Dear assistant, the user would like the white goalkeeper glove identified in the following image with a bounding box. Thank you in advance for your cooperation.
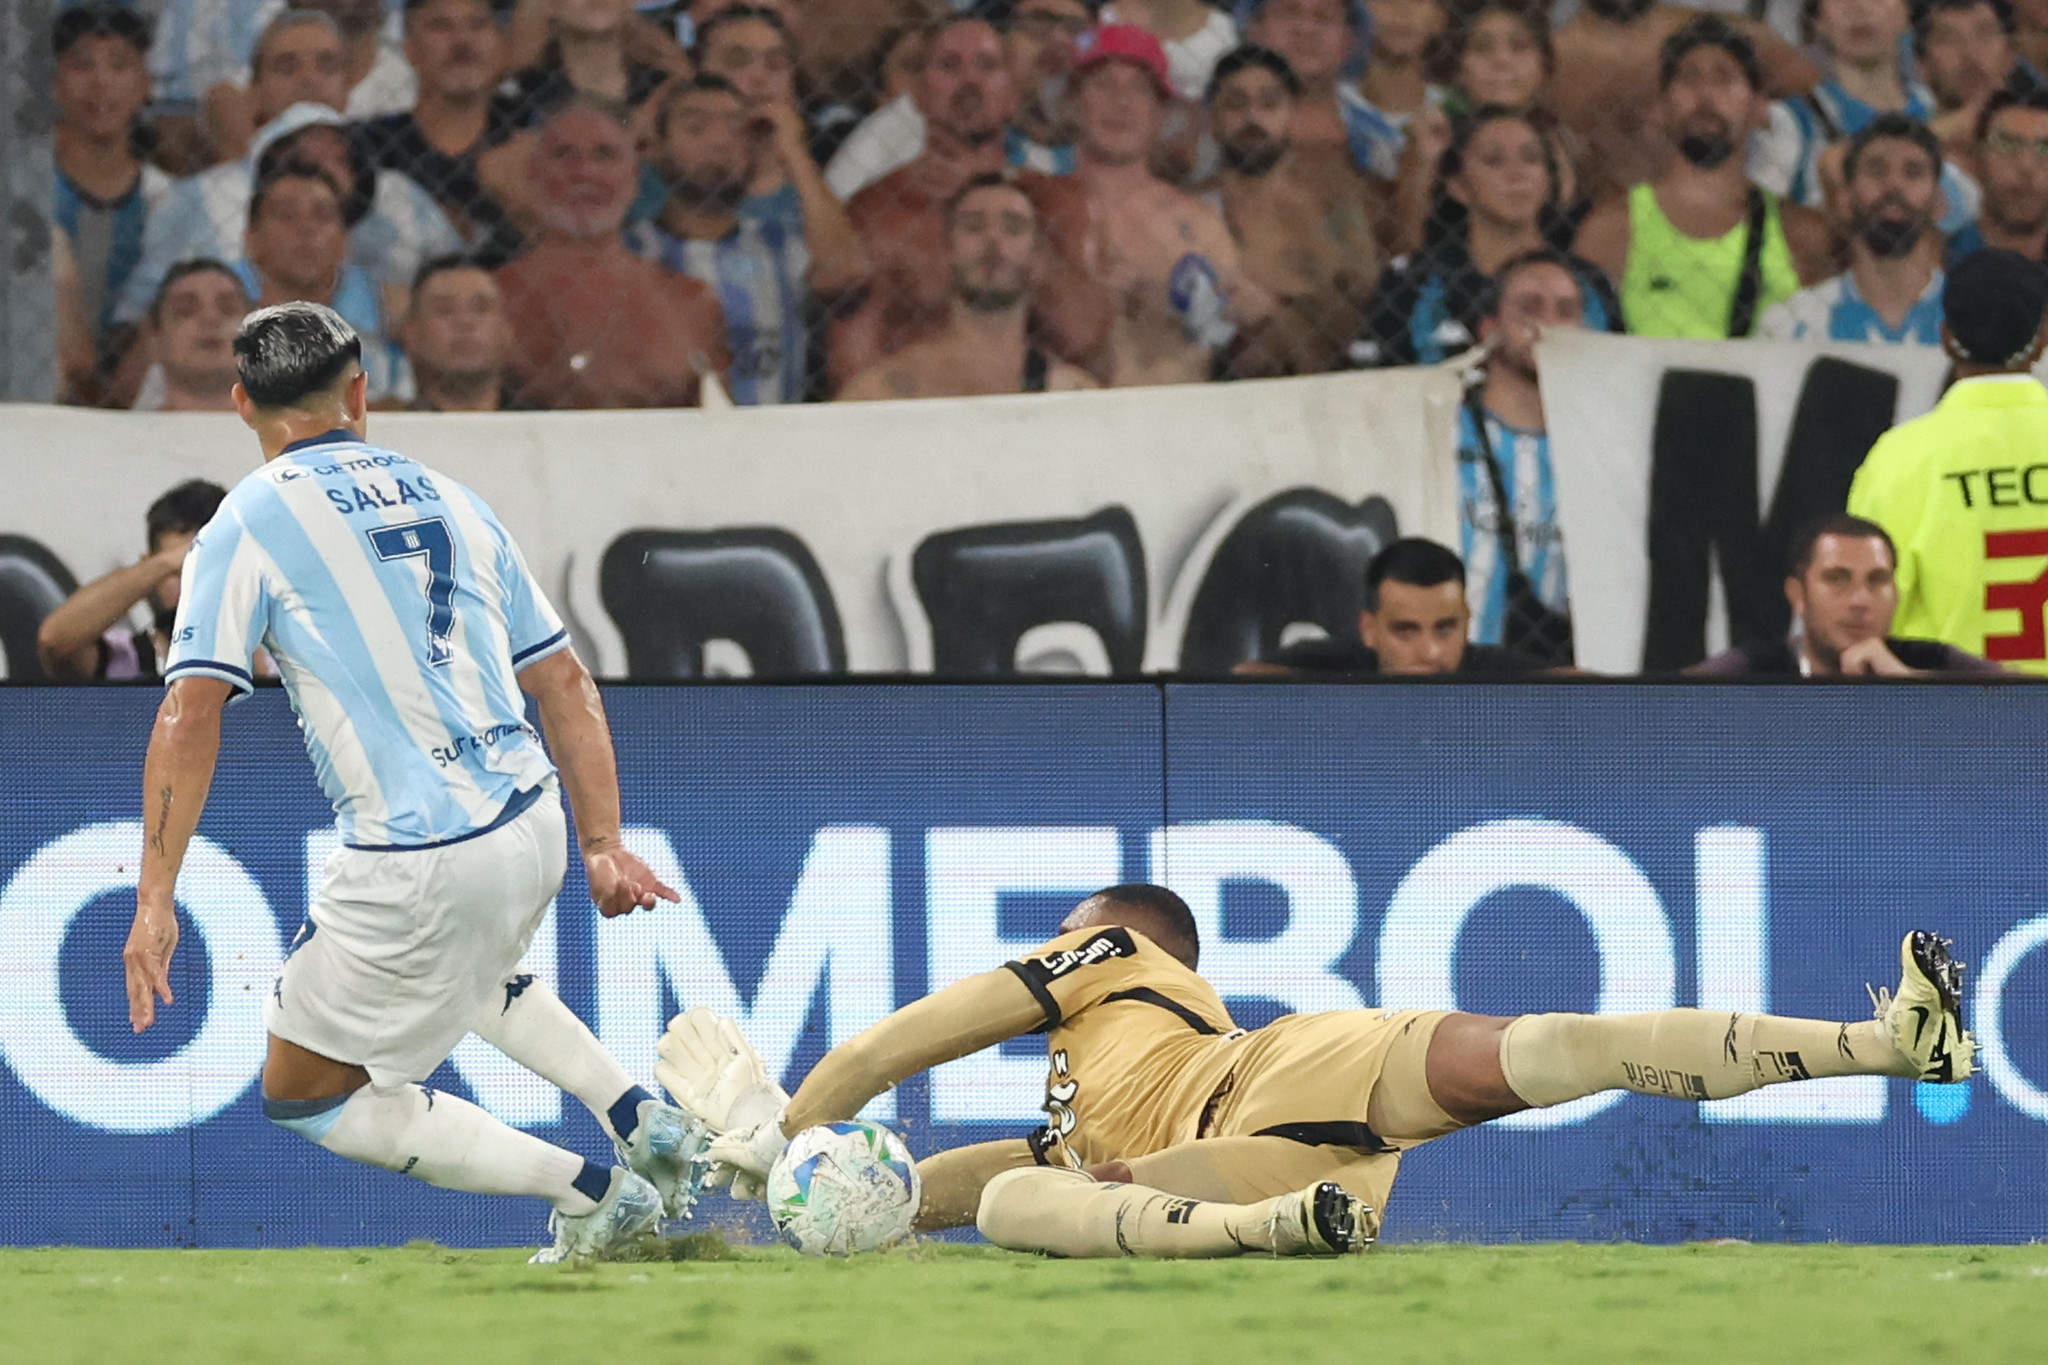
[655,1006,791,1135]
[703,1111,790,1202]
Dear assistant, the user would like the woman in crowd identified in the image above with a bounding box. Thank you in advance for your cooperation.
[1357,105,1618,366]
[1440,2,1582,216]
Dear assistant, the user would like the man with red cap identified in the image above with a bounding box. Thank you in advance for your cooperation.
[1072,23,1273,386]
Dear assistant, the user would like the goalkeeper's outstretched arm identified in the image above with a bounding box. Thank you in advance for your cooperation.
[783,968,1047,1129]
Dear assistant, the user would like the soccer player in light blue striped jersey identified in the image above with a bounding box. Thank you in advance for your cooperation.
[122,302,704,1263]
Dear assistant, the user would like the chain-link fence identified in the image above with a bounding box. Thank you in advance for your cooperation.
[17,0,2018,672]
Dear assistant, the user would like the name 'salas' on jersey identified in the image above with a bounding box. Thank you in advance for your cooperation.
[165,430,569,847]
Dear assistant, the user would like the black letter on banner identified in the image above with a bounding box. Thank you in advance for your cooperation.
[1643,371,1770,670]
[599,528,846,678]
[910,506,1148,674]
[1755,358,1900,641]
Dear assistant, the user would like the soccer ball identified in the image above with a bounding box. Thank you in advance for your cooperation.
[765,1120,922,1256]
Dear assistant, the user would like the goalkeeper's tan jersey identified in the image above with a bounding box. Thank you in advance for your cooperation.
[1005,927,1420,1170]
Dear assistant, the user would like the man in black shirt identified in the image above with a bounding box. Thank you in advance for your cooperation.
[1264,537,1543,676]
[1693,514,2005,677]
[355,0,523,265]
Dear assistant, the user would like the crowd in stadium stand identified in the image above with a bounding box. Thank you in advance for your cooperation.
[58,0,2048,416]
[41,0,2048,674]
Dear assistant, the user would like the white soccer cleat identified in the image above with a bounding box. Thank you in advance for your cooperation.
[1868,930,1976,1084]
[529,1169,663,1264]
[615,1099,713,1218]
[1267,1182,1378,1257]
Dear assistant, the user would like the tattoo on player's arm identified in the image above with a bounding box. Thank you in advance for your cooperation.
[149,785,172,855]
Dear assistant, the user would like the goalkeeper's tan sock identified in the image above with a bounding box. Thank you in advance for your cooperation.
[975,1166,1332,1259]
[1498,1009,1912,1108]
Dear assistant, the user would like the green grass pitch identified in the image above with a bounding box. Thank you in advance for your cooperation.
[5,1240,2043,1365]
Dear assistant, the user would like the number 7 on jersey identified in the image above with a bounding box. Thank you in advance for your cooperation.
[368,518,459,666]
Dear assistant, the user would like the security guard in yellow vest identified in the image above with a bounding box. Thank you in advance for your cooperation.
[1850,249,2048,675]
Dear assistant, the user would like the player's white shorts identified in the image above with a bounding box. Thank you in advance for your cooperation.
[265,782,568,1089]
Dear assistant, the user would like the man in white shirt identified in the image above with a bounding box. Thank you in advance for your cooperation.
[115,100,459,331]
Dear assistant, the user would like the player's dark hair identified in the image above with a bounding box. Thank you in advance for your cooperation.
[54,3,151,57]
[1844,112,1943,182]
[1088,884,1200,966]
[1915,0,2014,55]
[149,258,249,325]
[411,252,493,297]
[1658,15,1763,93]
[234,302,364,409]
[1944,247,2048,365]
[1206,44,1302,104]
[1788,513,1897,578]
[1364,538,1467,612]
[146,480,229,551]
[693,2,791,54]
[1975,85,2048,142]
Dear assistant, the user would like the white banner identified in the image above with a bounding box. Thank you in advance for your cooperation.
[1540,331,1953,674]
[0,368,1462,677]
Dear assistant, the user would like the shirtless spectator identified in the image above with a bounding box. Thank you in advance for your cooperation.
[831,16,1108,391]
[1948,89,2048,262]
[497,98,728,408]
[1243,0,1380,170]
[357,0,523,265]
[1198,45,1378,376]
[1919,0,2037,162]
[1072,24,1270,386]
[480,0,684,235]
[839,173,1099,399]
[36,479,228,682]
[1552,0,1816,205]
[1574,17,1834,338]
[824,1,1092,205]
[397,255,520,411]
[137,259,248,412]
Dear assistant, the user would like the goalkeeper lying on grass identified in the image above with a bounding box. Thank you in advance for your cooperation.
[657,883,1972,1259]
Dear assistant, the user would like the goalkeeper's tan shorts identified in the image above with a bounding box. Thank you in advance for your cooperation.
[1125,1006,1464,1213]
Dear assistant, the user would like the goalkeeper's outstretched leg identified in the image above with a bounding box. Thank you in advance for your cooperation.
[1387,930,1975,1140]
[975,1166,1375,1259]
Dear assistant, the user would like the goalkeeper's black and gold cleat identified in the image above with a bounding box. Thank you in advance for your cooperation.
[1868,931,1977,1084]
[1306,1182,1378,1255]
